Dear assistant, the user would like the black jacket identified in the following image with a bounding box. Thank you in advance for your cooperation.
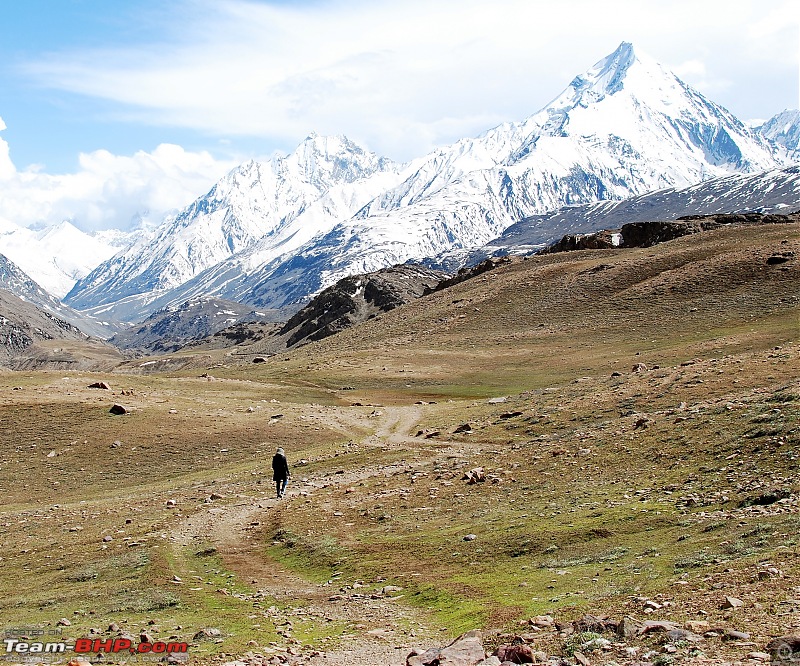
[272,453,290,481]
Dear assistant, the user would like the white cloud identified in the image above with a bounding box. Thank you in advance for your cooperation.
[19,0,797,161]
[0,120,237,231]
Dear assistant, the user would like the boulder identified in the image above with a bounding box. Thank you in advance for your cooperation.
[495,643,534,663]
[109,404,129,415]
[462,468,486,484]
[88,381,111,389]
[767,636,800,664]
[407,630,485,666]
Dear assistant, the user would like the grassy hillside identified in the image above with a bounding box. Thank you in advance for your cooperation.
[0,221,797,664]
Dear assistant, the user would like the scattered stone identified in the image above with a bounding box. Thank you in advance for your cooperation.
[496,643,534,663]
[610,371,622,377]
[193,628,222,640]
[110,440,122,449]
[476,658,501,666]
[748,652,771,662]
[252,357,267,363]
[573,651,591,666]
[166,499,177,507]
[684,621,709,633]
[102,536,113,543]
[723,629,751,641]
[168,409,178,414]
[109,404,129,415]
[487,397,508,404]
[453,423,473,434]
[108,623,119,633]
[209,493,224,500]
[56,618,71,627]
[529,615,554,629]
[499,411,523,419]
[407,630,485,666]
[618,617,642,639]
[767,636,800,663]
[722,596,744,609]
[88,381,111,390]
[639,620,679,635]
[462,468,486,484]
[463,534,477,542]
[666,629,703,643]
[632,363,648,372]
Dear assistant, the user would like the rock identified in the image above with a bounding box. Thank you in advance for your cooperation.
[611,371,622,377]
[666,629,703,643]
[530,615,554,629]
[462,468,486,484]
[108,623,119,633]
[767,636,800,663]
[209,492,224,500]
[407,630,485,666]
[632,363,648,372]
[618,616,642,639]
[723,629,751,641]
[253,357,267,363]
[487,397,508,404]
[684,621,709,633]
[496,643,534,663]
[193,627,222,640]
[639,620,680,635]
[463,534,477,542]
[88,381,111,390]
[476,658,501,666]
[109,404,129,415]
[453,423,473,434]
[166,499,177,507]
[748,651,771,662]
[573,651,591,666]
[139,633,153,644]
[102,535,113,542]
[573,615,615,633]
[722,596,744,609]
[499,411,523,419]
[56,618,71,627]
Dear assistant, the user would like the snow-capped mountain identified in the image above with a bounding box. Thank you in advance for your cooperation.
[0,218,135,298]
[464,165,800,264]
[66,42,791,322]
[0,252,117,338]
[757,110,800,159]
[65,134,403,320]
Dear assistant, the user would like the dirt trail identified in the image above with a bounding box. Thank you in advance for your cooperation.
[169,404,435,666]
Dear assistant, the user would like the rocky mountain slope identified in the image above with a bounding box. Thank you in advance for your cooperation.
[65,42,789,323]
[0,253,119,338]
[108,297,276,355]
[0,289,84,354]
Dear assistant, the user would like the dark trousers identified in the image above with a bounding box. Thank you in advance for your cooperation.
[275,477,288,497]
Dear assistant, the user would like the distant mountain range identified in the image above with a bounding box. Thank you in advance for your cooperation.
[57,41,796,325]
[458,165,800,265]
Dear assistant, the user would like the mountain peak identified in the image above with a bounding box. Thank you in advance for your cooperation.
[565,41,658,103]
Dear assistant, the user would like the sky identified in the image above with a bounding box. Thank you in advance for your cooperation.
[0,0,798,233]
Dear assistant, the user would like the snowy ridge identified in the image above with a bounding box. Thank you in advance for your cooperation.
[0,218,133,298]
[757,110,800,159]
[66,42,792,322]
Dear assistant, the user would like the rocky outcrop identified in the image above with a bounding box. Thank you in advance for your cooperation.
[109,297,270,354]
[541,211,799,254]
[277,264,447,349]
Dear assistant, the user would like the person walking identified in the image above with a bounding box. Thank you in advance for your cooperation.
[272,447,290,499]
